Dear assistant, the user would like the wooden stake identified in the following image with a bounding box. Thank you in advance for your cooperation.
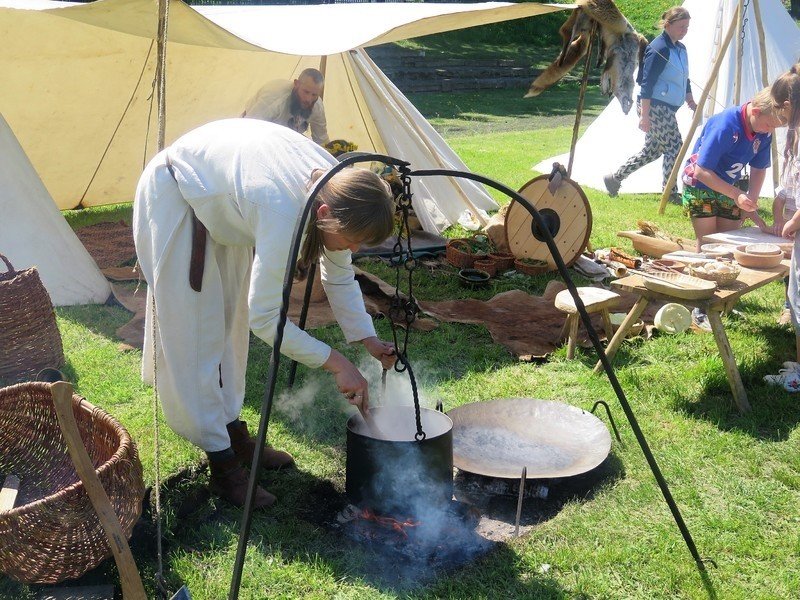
[515,466,527,537]
[568,21,596,178]
[51,382,147,600]
[659,4,741,214]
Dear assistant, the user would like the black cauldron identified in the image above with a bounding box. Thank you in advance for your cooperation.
[346,405,453,516]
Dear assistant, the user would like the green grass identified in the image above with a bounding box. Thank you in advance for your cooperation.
[3,87,800,600]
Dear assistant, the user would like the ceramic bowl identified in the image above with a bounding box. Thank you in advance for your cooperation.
[733,245,784,269]
[743,243,782,256]
[458,268,491,289]
[700,243,738,258]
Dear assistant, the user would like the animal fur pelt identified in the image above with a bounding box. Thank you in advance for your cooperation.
[524,0,647,115]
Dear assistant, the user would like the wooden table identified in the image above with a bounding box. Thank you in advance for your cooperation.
[593,261,789,412]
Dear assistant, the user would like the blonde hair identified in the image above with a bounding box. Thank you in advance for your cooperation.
[659,7,690,28]
[771,64,800,168]
[296,168,394,280]
[751,87,778,113]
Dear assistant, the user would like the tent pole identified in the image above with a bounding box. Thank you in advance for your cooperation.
[658,3,740,214]
[318,55,328,100]
[752,0,779,188]
[156,0,170,151]
[567,21,596,178]
[357,50,490,226]
[733,0,744,105]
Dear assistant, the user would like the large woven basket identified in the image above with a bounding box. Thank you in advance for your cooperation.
[0,254,64,384]
[0,382,144,584]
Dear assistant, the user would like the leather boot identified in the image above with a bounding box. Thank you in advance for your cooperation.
[227,420,296,471]
[208,455,276,509]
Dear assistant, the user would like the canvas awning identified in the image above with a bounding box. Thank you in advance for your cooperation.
[0,0,567,216]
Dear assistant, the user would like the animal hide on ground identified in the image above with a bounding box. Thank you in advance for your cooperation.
[420,280,663,361]
[524,0,647,115]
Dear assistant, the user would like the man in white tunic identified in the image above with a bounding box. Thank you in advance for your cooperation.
[243,68,330,146]
[134,119,395,508]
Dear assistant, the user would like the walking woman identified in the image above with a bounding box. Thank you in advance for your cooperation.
[604,7,696,202]
[134,119,396,508]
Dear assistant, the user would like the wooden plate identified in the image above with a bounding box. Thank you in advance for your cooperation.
[505,175,592,271]
[642,272,717,299]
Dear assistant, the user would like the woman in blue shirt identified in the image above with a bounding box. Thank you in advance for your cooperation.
[604,7,695,202]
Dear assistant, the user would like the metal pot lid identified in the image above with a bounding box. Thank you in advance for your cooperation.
[447,398,611,479]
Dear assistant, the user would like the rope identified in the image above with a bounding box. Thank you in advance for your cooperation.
[78,41,155,206]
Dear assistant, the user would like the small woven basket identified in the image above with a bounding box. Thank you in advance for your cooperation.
[0,254,64,384]
[514,258,550,276]
[473,258,498,277]
[446,239,487,269]
[487,252,515,271]
[688,264,741,286]
[0,382,144,584]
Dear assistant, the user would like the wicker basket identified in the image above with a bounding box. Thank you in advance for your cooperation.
[446,239,487,269]
[0,254,64,384]
[0,382,144,584]
[514,258,550,276]
[473,258,498,277]
[487,252,515,271]
[688,264,741,286]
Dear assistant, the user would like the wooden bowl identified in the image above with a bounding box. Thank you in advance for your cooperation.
[651,259,686,272]
[733,245,784,269]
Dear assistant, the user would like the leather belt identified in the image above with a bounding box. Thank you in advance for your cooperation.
[164,154,206,292]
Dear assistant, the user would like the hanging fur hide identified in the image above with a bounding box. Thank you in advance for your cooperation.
[524,0,647,115]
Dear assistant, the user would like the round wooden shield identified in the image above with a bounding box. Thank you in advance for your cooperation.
[504,174,592,270]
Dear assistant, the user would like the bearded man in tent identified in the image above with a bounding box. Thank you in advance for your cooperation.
[242,68,330,146]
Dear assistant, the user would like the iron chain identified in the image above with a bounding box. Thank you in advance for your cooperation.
[387,165,425,441]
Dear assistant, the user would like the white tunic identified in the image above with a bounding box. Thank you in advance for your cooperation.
[133,119,374,450]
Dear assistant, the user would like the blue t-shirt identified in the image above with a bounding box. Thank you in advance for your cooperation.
[682,104,772,190]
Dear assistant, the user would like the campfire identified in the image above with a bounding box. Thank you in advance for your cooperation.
[334,498,487,567]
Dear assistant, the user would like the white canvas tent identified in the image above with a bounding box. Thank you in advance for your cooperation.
[0,0,568,234]
[0,113,110,305]
[535,0,800,197]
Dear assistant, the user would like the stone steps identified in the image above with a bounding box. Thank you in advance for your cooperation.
[367,45,538,94]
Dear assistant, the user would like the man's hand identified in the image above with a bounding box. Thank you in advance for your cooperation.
[322,349,370,417]
[361,337,396,371]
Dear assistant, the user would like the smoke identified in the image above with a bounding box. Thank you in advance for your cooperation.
[271,351,442,440]
[357,355,441,411]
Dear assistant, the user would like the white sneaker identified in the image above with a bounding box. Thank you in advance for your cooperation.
[691,308,712,332]
[782,361,800,372]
